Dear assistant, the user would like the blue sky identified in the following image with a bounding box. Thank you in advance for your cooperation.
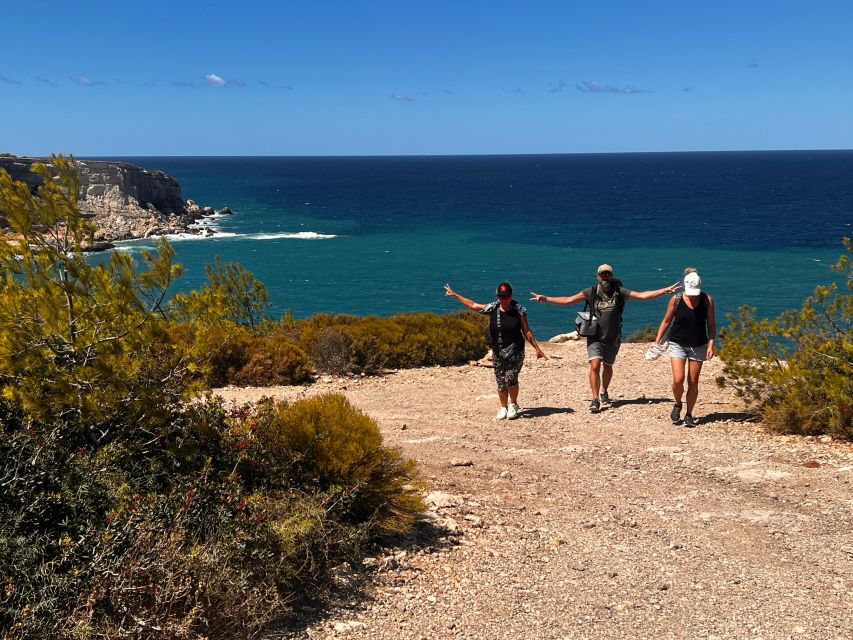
[2,0,852,156]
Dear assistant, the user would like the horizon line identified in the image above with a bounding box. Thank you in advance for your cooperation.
[7,147,853,160]
[76,147,853,159]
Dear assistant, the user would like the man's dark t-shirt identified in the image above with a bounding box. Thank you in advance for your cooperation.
[583,284,632,344]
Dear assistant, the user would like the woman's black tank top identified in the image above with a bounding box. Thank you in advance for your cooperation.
[488,302,525,353]
[669,293,709,347]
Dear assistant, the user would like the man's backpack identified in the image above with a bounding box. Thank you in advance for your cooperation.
[576,282,625,338]
[575,287,600,337]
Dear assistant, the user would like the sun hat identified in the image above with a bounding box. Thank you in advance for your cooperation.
[684,272,702,295]
[496,282,513,297]
[597,263,613,275]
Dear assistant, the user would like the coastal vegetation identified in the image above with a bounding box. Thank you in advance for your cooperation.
[625,324,658,343]
[11,151,848,636]
[718,238,852,439]
[0,156,431,637]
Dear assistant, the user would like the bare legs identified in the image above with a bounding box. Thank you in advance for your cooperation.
[588,359,613,400]
[497,385,520,409]
[670,358,704,414]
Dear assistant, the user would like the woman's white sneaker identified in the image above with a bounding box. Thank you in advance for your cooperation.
[507,403,520,419]
[496,407,508,420]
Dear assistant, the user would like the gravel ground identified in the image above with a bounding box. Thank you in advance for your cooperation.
[216,341,853,640]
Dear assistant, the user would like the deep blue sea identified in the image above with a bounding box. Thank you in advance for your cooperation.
[106,152,853,340]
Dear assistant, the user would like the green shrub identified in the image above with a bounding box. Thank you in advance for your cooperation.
[0,395,422,639]
[173,257,271,332]
[718,237,852,439]
[253,394,424,535]
[0,160,424,638]
[296,311,488,375]
[0,155,202,441]
[168,320,255,387]
[625,324,658,343]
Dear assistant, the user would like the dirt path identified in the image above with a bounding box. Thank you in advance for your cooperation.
[217,342,853,640]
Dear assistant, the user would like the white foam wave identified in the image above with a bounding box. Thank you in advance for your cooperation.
[113,245,158,252]
[113,230,336,245]
[190,215,225,228]
[245,231,337,240]
[164,231,241,241]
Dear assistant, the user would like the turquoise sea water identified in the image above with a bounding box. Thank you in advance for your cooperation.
[106,153,852,340]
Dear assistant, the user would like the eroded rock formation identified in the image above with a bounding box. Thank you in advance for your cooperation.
[0,157,225,246]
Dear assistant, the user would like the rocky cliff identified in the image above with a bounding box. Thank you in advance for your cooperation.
[0,157,224,245]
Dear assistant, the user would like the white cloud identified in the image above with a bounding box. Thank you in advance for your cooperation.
[71,75,102,86]
[575,80,652,94]
[204,73,227,87]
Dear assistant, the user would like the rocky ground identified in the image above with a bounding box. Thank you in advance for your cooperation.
[215,342,853,640]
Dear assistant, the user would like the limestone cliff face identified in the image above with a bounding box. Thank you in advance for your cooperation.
[0,157,214,243]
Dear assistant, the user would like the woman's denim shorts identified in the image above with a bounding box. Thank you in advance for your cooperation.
[668,341,708,362]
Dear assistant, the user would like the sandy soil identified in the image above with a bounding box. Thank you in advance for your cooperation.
[215,341,853,640]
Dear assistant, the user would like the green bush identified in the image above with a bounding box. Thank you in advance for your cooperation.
[0,159,425,638]
[625,324,658,343]
[168,320,253,387]
[238,394,424,535]
[718,238,852,439]
[173,257,271,332]
[196,310,487,383]
[296,311,488,375]
[0,395,422,638]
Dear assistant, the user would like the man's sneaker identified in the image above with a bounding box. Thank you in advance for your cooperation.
[683,414,697,428]
[600,391,611,407]
[496,407,508,420]
[507,403,520,420]
[590,399,601,414]
[670,403,683,424]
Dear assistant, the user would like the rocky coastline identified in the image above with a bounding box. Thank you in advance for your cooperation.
[0,156,231,250]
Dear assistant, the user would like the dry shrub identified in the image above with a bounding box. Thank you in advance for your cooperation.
[309,327,354,374]
[80,526,283,639]
[231,339,312,387]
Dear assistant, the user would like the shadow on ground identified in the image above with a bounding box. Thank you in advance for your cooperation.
[522,406,575,418]
[700,411,758,424]
[610,396,671,408]
[271,517,458,637]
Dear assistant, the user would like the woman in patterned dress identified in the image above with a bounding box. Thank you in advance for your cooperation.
[444,281,547,420]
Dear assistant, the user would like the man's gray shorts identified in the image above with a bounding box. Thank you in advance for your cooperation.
[587,339,620,366]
